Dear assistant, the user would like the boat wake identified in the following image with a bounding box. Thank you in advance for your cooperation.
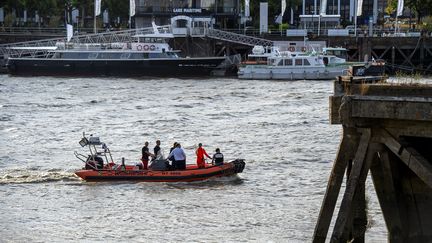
[0,168,79,184]
[166,175,244,189]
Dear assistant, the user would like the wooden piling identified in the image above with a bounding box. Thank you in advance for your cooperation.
[315,76,432,242]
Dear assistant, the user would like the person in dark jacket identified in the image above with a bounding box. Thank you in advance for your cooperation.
[141,141,154,170]
[212,148,224,166]
[153,140,161,161]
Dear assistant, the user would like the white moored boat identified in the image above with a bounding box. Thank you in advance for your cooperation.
[238,46,354,80]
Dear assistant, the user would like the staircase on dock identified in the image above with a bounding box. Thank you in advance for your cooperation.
[206,28,273,47]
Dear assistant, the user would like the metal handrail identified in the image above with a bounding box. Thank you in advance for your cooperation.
[0,25,171,58]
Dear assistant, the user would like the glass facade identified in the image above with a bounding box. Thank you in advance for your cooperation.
[135,0,239,28]
[136,0,238,15]
[302,0,387,25]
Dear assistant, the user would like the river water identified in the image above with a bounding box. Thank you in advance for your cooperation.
[0,75,387,242]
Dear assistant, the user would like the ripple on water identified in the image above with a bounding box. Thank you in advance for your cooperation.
[0,76,387,242]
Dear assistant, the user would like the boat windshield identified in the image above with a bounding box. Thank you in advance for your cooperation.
[324,49,348,59]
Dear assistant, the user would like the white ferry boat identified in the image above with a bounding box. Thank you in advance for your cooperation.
[238,46,355,80]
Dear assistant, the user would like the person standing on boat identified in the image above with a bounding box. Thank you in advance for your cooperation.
[168,142,177,168]
[141,141,154,170]
[153,140,161,161]
[195,143,211,169]
[212,148,224,166]
[168,143,186,170]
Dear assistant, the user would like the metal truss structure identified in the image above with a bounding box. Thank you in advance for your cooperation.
[207,28,273,47]
[0,25,171,59]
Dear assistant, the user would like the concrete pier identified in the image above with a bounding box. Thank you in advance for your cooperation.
[313,76,432,242]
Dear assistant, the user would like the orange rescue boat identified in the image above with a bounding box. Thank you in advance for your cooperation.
[74,134,245,182]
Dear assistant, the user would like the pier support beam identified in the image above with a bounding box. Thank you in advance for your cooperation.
[314,77,432,242]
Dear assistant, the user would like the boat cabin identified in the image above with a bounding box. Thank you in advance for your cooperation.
[268,55,324,67]
[243,45,280,65]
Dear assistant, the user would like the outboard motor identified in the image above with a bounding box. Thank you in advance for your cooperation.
[233,159,246,173]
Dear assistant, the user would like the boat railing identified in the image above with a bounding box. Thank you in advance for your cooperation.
[0,25,171,59]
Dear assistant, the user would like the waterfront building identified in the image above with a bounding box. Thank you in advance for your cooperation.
[301,0,388,25]
[134,0,241,29]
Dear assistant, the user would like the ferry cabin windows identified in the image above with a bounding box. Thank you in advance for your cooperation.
[273,58,314,66]
[274,58,312,66]
[284,59,293,66]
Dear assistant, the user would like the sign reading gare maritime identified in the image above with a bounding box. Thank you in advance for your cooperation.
[173,8,202,13]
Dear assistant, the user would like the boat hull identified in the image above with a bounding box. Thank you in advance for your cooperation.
[75,159,245,182]
[238,65,348,80]
[6,57,226,77]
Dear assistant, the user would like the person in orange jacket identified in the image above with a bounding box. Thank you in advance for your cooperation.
[196,143,211,169]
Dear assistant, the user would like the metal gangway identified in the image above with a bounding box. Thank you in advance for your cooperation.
[206,28,273,47]
[0,25,171,59]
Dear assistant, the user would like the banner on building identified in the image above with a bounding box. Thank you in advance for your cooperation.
[130,0,136,17]
[35,11,39,23]
[95,0,101,16]
[357,0,363,16]
[245,0,250,17]
[260,2,268,34]
[373,0,378,23]
[103,9,109,24]
[282,0,286,18]
[397,0,404,16]
[320,0,327,15]
[290,8,294,25]
[72,9,79,24]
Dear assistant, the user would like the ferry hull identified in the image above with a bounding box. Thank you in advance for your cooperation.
[7,57,227,77]
[75,160,246,182]
[238,66,348,80]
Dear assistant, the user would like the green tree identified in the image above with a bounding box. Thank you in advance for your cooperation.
[384,0,396,15]
[405,0,432,24]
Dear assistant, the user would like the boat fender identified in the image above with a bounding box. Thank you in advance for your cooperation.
[150,45,156,51]
[143,45,150,51]
[137,45,143,51]
[288,46,295,52]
